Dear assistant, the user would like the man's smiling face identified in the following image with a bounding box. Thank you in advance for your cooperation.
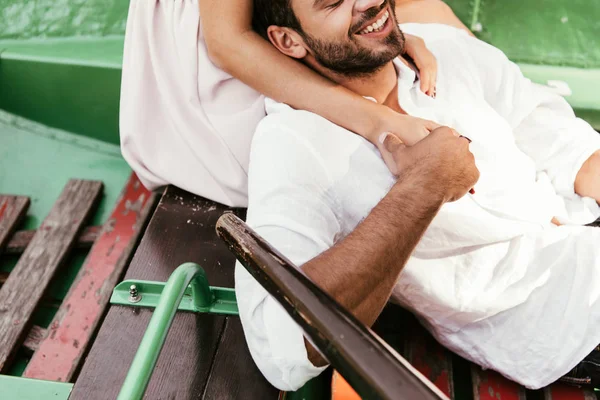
[292,0,405,77]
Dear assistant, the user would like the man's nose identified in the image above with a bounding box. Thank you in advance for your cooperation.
[354,0,385,14]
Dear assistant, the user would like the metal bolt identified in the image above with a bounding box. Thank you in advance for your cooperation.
[129,284,142,303]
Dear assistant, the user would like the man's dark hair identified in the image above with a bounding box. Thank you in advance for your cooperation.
[253,0,304,40]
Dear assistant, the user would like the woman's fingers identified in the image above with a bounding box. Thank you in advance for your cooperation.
[425,119,442,132]
[418,62,438,97]
[420,69,431,94]
[421,71,433,96]
[429,68,438,98]
[403,33,438,96]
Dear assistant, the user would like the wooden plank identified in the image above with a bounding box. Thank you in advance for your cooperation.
[72,186,256,399]
[0,196,30,253]
[0,180,102,372]
[202,317,279,399]
[543,383,596,400]
[24,174,157,382]
[5,225,101,255]
[471,366,526,400]
[404,317,455,398]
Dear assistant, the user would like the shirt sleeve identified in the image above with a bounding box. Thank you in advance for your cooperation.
[461,34,600,221]
[235,115,341,391]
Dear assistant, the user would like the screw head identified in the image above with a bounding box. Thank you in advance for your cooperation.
[128,284,141,303]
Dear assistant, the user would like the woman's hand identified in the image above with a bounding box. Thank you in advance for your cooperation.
[404,34,438,97]
[372,109,440,173]
[375,109,441,146]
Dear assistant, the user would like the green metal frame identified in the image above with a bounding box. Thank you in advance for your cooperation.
[110,262,238,400]
[111,278,238,315]
[0,375,73,400]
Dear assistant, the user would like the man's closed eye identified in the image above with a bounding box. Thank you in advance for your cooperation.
[326,0,343,10]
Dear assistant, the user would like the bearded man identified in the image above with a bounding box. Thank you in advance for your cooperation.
[235,0,600,391]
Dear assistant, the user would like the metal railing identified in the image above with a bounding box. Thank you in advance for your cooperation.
[112,262,236,400]
[216,213,448,400]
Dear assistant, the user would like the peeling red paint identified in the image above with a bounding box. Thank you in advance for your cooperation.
[0,200,8,220]
[545,383,594,400]
[23,174,153,382]
[406,322,453,398]
[474,369,524,400]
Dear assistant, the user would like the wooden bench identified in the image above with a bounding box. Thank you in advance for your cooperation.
[0,174,155,382]
[72,185,278,399]
[72,186,599,399]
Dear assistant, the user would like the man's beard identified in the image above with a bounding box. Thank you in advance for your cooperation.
[301,3,405,77]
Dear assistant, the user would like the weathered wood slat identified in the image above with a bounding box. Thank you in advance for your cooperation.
[72,187,268,399]
[23,325,47,354]
[0,180,102,372]
[202,317,279,399]
[471,366,526,400]
[24,174,157,382]
[543,383,596,400]
[6,225,101,255]
[0,196,30,253]
[404,318,454,399]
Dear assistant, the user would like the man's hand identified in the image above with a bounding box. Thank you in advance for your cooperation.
[575,150,600,203]
[302,128,478,367]
[380,127,480,203]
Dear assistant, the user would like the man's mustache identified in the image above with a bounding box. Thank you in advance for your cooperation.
[349,2,389,34]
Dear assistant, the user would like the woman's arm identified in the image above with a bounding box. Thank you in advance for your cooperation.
[199,0,437,146]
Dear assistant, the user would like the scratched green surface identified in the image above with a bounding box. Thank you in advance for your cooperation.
[2,0,599,67]
[0,0,127,39]
[445,0,600,68]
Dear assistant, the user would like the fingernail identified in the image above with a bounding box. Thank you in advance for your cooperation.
[469,188,475,194]
[378,132,389,145]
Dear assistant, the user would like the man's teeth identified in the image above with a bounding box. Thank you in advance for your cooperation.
[360,10,389,35]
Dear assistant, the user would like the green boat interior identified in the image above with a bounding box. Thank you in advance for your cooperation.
[1,0,599,399]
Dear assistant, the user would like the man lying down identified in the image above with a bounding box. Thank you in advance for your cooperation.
[236,0,600,391]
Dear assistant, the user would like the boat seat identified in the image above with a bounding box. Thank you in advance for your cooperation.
[0,37,123,146]
[0,0,127,145]
[72,186,600,399]
[72,185,279,400]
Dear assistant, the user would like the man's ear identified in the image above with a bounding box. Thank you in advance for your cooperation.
[267,26,308,59]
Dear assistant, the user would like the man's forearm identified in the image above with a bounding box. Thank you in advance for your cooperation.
[302,171,444,365]
[575,150,600,202]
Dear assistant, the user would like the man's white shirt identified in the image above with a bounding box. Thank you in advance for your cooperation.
[236,23,600,391]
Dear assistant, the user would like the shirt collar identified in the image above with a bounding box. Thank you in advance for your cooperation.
[363,57,419,103]
[393,56,419,86]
